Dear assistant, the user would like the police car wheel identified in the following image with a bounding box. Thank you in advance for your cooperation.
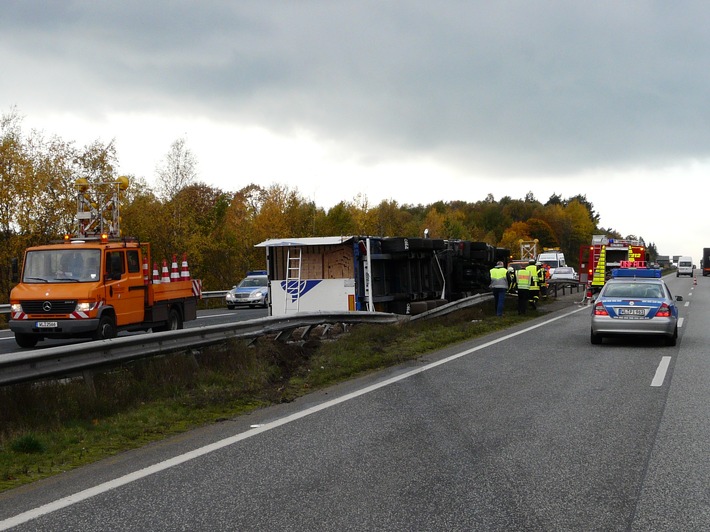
[590,330,602,345]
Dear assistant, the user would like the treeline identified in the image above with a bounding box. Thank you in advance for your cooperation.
[0,109,657,298]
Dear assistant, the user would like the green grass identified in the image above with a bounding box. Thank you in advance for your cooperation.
[0,296,545,492]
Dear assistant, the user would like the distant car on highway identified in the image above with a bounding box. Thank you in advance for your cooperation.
[590,268,682,346]
[549,266,578,282]
[226,271,269,309]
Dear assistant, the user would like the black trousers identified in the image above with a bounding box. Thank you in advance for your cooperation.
[517,289,529,314]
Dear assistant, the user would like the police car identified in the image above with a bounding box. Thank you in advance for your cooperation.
[590,268,682,346]
[225,270,269,309]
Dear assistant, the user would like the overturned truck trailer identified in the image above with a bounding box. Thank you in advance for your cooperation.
[256,236,509,316]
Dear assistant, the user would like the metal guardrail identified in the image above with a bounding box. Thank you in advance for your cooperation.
[0,291,228,316]
[0,287,577,387]
[546,279,583,297]
[0,312,404,386]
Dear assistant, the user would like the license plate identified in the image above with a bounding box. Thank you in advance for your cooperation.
[35,321,58,328]
[618,308,645,316]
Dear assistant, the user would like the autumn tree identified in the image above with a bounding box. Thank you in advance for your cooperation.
[155,138,197,201]
[326,202,357,235]
[499,221,532,259]
[371,199,416,237]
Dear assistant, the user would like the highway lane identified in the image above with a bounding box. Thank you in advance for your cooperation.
[1,275,707,530]
[0,306,268,355]
[631,274,710,529]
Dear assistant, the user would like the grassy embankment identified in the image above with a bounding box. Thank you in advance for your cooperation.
[0,295,557,492]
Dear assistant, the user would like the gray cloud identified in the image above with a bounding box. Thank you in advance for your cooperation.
[3,1,710,175]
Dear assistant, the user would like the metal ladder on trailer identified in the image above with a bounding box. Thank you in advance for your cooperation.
[285,248,302,313]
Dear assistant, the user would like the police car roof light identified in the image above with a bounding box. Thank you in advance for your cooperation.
[612,268,661,279]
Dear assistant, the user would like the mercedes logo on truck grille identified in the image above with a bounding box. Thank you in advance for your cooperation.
[42,301,52,312]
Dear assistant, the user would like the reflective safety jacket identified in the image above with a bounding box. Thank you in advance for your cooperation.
[489,266,509,289]
[516,268,532,290]
[526,264,539,291]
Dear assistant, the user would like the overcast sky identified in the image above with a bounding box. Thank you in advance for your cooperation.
[2,1,708,260]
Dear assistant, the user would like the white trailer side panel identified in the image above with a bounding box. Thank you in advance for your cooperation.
[270,278,356,315]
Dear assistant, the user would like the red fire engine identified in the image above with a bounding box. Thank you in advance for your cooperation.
[578,235,646,291]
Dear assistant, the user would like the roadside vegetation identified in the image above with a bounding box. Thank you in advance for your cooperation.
[0,107,659,301]
[0,297,551,492]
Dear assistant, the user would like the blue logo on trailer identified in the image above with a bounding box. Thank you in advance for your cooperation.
[280,279,322,302]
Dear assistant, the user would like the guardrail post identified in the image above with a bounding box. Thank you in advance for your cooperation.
[275,328,295,342]
[186,349,200,370]
[82,369,97,397]
[299,325,314,341]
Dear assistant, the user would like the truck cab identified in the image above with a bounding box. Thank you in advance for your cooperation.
[10,239,150,347]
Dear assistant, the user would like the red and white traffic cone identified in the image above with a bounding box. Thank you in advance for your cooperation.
[142,255,150,285]
[170,254,180,282]
[180,252,191,281]
[152,262,161,284]
[161,259,171,284]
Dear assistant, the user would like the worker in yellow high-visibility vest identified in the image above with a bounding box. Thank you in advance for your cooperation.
[489,261,509,316]
[526,259,540,310]
[515,265,532,315]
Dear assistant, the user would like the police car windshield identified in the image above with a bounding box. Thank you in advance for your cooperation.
[239,277,267,287]
[603,282,663,299]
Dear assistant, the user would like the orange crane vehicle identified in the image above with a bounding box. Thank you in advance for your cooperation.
[9,177,201,348]
[578,234,646,294]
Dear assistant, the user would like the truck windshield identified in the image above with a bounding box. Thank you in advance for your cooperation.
[23,249,101,283]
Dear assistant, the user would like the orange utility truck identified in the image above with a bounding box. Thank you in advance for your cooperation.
[9,177,201,348]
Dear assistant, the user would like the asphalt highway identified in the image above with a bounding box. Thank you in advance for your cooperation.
[0,275,707,531]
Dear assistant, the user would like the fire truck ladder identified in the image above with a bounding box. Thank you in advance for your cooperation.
[285,248,302,313]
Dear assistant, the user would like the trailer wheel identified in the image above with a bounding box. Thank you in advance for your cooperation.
[15,333,38,348]
[94,315,117,340]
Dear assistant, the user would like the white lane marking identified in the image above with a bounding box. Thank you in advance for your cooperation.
[684,301,690,307]
[0,306,588,530]
[678,317,685,328]
[651,356,672,387]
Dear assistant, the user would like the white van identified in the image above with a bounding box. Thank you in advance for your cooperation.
[537,251,566,276]
[677,256,694,277]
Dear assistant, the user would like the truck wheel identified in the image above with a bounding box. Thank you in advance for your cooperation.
[94,315,117,340]
[167,308,183,330]
[15,333,38,348]
[154,308,183,332]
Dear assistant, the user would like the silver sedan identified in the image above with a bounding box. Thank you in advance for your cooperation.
[590,274,682,346]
